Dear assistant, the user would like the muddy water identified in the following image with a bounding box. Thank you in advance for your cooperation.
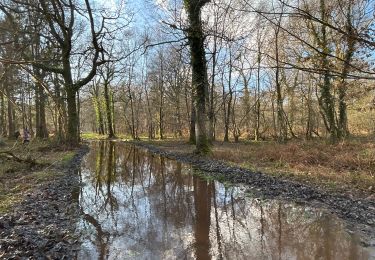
[76,141,374,259]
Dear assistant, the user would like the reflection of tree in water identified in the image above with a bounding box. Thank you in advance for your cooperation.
[81,209,110,260]
[149,156,195,225]
[210,189,368,260]
[79,141,112,259]
[77,142,370,260]
[193,175,212,260]
[79,142,198,258]
[104,142,119,214]
[89,141,119,217]
[130,153,196,257]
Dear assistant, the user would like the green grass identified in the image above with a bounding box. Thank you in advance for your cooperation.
[81,132,108,140]
[62,151,76,163]
[81,132,136,141]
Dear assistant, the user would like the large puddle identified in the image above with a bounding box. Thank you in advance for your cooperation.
[75,141,374,259]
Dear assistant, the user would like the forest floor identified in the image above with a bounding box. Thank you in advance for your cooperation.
[128,137,375,246]
[0,139,87,258]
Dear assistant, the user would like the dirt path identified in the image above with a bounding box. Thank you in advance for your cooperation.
[0,146,88,259]
[130,140,375,247]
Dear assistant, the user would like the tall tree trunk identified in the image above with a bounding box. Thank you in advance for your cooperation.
[144,80,153,140]
[77,91,81,140]
[66,86,79,145]
[242,74,251,140]
[176,97,183,138]
[185,0,211,154]
[255,46,261,141]
[93,94,104,135]
[306,82,313,140]
[338,3,355,139]
[318,0,337,143]
[287,74,298,135]
[189,95,196,144]
[35,81,48,138]
[209,29,217,142]
[158,57,164,140]
[32,32,48,138]
[104,81,115,138]
[61,88,68,138]
[224,85,233,142]
[129,90,136,139]
[63,53,80,145]
[224,55,233,142]
[5,76,15,138]
[271,92,277,138]
[275,12,287,143]
[222,73,227,141]
[35,83,40,136]
[54,76,65,140]
[231,90,240,142]
[0,85,5,137]
[159,89,164,140]
[111,91,116,136]
[31,23,48,138]
[21,87,25,131]
[27,85,34,138]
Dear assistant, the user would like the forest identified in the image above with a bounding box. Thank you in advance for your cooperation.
[0,0,374,149]
[0,0,375,258]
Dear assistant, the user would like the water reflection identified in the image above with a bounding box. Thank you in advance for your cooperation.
[76,141,374,260]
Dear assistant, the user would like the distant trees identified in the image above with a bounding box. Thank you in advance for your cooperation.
[100,62,116,139]
[0,0,128,145]
[0,0,374,147]
[90,80,105,135]
[78,0,374,144]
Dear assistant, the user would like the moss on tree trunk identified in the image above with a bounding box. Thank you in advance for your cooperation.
[185,0,211,154]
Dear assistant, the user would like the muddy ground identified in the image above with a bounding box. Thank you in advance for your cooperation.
[130,141,375,247]
[0,146,88,259]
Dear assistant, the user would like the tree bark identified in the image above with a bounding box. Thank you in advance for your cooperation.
[93,92,104,135]
[35,81,48,138]
[224,52,233,142]
[318,0,338,143]
[255,45,261,141]
[0,85,5,136]
[66,86,79,145]
[104,80,115,138]
[158,55,164,140]
[185,0,211,153]
[241,71,251,140]
[275,11,287,143]
[338,3,355,139]
[5,76,15,138]
[189,95,196,144]
[209,26,218,142]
